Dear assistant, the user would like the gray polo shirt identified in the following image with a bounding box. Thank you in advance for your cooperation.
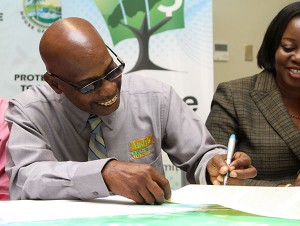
[5,73,225,200]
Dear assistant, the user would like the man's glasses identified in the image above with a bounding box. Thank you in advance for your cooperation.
[46,45,125,94]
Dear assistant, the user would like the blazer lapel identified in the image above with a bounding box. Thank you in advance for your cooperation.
[250,71,300,160]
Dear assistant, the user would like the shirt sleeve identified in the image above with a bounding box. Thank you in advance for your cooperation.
[0,98,9,200]
[243,179,286,187]
[5,100,112,200]
[161,85,226,184]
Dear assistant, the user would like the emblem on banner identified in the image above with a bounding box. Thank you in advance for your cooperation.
[21,0,62,32]
[94,0,185,73]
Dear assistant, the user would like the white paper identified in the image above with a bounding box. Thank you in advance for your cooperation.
[169,185,300,220]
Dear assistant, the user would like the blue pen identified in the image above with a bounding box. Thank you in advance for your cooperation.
[223,134,236,186]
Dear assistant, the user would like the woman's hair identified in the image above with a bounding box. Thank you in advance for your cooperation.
[257,2,300,73]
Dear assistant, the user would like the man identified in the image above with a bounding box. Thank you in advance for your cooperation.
[5,17,256,203]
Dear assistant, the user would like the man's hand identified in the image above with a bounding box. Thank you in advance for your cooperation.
[102,160,171,204]
[207,152,257,185]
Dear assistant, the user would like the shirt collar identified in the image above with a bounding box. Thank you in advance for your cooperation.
[100,94,125,130]
[99,112,115,130]
[61,94,121,132]
[61,94,90,133]
[254,70,276,92]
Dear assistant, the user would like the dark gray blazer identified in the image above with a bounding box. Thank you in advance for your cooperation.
[206,70,300,186]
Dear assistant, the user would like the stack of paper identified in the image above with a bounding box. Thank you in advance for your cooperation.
[169,185,300,220]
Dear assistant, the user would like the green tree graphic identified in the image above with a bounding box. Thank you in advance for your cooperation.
[94,0,185,72]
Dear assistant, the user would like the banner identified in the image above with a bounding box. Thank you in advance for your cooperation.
[0,1,61,99]
[0,0,213,189]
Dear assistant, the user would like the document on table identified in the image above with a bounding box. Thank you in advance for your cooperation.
[169,185,300,220]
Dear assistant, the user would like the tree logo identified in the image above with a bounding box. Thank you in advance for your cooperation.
[22,0,61,31]
[94,0,184,73]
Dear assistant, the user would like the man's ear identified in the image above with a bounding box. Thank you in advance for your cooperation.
[44,73,63,94]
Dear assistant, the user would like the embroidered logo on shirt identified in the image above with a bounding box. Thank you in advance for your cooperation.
[129,134,155,160]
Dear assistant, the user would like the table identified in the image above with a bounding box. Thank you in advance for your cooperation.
[1,204,299,226]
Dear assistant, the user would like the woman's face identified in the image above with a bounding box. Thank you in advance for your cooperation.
[275,16,300,91]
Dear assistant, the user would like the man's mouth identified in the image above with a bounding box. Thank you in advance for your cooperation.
[98,95,118,106]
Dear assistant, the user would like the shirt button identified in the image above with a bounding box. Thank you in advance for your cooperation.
[93,191,99,196]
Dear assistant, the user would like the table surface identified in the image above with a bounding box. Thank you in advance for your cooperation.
[2,205,299,226]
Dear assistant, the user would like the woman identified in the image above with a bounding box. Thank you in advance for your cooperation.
[206,2,300,186]
[0,97,9,199]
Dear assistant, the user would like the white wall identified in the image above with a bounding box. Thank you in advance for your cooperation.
[213,0,299,89]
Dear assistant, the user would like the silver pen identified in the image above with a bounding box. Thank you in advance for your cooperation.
[223,134,236,186]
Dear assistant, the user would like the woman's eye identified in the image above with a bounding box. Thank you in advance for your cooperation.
[281,45,295,52]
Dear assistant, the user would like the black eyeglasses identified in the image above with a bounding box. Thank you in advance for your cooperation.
[46,45,125,94]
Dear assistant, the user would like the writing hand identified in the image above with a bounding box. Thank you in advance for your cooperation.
[207,152,257,185]
[102,160,171,204]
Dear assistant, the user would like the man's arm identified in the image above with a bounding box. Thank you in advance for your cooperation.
[5,100,110,200]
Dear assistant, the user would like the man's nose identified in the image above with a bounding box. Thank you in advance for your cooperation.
[95,79,117,96]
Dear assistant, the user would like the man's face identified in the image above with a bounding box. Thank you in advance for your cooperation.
[62,76,122,117]
[52,47,123,116]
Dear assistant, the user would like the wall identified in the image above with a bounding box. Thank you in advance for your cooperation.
[213,0,299,89]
